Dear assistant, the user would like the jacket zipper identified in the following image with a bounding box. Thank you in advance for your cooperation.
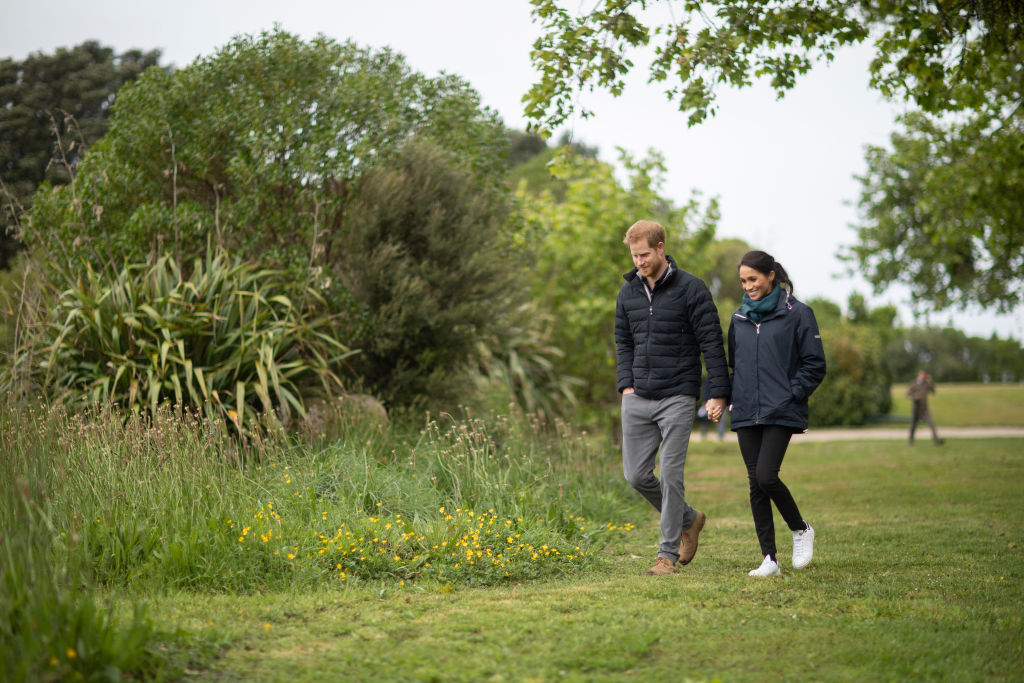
[645,301,654,380]
[754,322,761,424]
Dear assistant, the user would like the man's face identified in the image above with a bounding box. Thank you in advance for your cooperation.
[629,240,667,280]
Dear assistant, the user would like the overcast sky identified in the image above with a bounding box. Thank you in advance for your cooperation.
[4,0,1021,340]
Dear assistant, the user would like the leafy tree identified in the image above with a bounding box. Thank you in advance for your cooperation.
[966,334,1024,383]
[846,292,899,329]
[850,110,1024,313]
[696,237,752,302]
[506,129,549,168]
[805,297,843,330]
[507,131,600,200]
[0,41,161,269]
[520,149,719,421]
[524,1,1024,311]
[24,28,508,282]
[525,1,1020,129]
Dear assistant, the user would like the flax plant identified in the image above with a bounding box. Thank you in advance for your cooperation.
[11,248,357,437]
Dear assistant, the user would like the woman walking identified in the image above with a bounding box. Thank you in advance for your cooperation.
[726,251,826,577]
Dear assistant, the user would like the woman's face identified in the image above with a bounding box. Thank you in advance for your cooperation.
[739,265,774,300]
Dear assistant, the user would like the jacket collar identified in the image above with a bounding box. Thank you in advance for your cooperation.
[735,288,794,321]
[623,254,678,286]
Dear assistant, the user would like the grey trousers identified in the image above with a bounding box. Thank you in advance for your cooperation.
[621,393,698,562]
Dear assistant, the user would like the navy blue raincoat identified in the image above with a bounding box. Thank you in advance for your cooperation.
[727,290,826,432]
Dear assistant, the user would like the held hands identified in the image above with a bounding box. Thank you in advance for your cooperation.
[705,397,726,422]
[625,389,724,422]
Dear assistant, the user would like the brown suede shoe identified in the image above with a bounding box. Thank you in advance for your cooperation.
[678,510,706,565]
[644,556,678,576]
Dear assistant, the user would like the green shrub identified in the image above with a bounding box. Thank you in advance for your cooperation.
[810,324,892,426]
[333,138,523,407]
[472,302,582,422]
[7,249,355,431]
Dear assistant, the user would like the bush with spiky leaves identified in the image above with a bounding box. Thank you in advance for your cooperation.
[6,249,355,433]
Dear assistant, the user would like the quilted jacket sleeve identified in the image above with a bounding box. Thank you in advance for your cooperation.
[688,279,730,402]
[614,290,635,393]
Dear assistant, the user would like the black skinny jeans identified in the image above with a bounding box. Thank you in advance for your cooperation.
[736,425,805,558]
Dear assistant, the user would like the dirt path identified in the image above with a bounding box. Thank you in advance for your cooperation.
[694,426,1024,443]
[796,426,1024,442]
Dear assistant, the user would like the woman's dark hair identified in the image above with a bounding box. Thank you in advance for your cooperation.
[739,250,794,294]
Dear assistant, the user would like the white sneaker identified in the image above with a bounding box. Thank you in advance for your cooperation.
[748,555,780,577]
[793,523,815,569]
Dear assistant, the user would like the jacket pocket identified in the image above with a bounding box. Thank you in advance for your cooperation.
[761,371,793,416]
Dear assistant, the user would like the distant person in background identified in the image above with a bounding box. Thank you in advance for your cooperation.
[907,370,944,446]
[727,250,826,578]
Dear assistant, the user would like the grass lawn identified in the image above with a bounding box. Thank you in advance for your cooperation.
[136,436,1024,681]
[888,382,1024,427]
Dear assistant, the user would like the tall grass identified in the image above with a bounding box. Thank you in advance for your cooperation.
[0,398,634,679]
[0,403,173,681]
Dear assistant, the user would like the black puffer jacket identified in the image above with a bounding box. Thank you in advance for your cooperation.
[615,256,730,400]
[727,290,826,432]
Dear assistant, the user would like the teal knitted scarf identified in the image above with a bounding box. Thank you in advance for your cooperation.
[739,286,782,323]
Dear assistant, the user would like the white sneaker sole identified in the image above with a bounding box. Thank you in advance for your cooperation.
[748,564,780,578]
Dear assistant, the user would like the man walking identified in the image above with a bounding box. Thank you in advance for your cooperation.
[615,220,730,576]
[908,369,944,446]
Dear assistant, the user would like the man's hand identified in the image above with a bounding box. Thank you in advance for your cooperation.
[705,397,726,422]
